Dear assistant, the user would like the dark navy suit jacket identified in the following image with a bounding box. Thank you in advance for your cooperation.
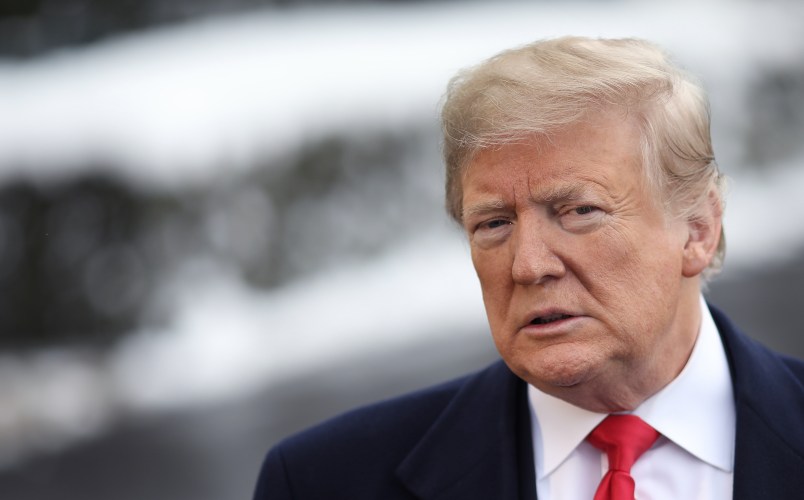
[253,306,804,499]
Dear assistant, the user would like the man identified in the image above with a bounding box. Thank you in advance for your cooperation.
[253,37,804,499]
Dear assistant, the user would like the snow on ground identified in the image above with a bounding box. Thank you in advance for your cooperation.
[0,231,487,467]
[1,0,803,468]
[0,0,801,187]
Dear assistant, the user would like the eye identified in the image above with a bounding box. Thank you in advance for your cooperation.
[560,205,604,233]
[470,217,513,248]
[482,219,511,230]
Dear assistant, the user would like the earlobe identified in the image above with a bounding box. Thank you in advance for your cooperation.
[681,189,723,278]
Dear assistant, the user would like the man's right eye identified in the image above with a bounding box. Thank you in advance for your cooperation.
[486,219,508,229]
[467,217,514,247]
[482,219,510,230]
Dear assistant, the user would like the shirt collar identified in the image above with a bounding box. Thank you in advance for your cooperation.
[528,382,605,479]
[528,295,735,479]
[634,295,735,471]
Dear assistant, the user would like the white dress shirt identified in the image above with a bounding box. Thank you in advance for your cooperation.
[528,296,735,499]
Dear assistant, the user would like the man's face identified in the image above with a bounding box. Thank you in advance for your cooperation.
[461,110,701,412]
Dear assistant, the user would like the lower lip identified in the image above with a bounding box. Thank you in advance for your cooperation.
[520,316,585,336]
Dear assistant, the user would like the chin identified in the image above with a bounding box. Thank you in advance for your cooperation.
[511,350,598,390]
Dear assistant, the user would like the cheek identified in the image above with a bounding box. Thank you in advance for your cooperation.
[472,246,511,287]
[571,227,681,322]
[592,235,685,335]
[563,229,635,294]
[472,250,513,322]
[583,219,680,282]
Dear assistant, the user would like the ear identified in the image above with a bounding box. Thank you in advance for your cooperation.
[682,188,723,278]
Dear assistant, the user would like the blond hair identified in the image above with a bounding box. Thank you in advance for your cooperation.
[442,36,726,276]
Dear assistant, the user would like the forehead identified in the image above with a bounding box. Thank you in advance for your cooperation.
[461,111,645,208]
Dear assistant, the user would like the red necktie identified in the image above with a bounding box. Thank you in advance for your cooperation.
[587,415,660,500]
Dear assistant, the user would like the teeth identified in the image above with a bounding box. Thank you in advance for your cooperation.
[532,314,570,325]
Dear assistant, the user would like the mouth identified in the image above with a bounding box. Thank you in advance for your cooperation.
[529,313,575,325]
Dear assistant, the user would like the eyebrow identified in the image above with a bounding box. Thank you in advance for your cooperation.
[462,183,592,219]
[536,183,590,204]
[462,199,507,219]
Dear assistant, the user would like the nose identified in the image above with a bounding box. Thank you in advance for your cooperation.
[510,217,566,285]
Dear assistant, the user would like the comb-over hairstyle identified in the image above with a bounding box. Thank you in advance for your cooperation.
[441,36,726,277]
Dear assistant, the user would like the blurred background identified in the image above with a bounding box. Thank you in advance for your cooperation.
[0,0,803,498]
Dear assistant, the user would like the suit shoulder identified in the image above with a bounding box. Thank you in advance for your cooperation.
[254,362,509,499]
[712,304,804,388]
[273,363,508,456]
[780,353,804,384]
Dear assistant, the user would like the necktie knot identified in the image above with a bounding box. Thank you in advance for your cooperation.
[587,415,659,500]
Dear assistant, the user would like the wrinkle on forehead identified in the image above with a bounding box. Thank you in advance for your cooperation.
[461,110,646,219]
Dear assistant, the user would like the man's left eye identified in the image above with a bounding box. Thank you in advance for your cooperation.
[559,205,604,233]
[574,206,596,215]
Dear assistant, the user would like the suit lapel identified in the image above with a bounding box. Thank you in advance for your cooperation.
[394,305,804,500]
[395,361,537,500]
[711,306,804,499]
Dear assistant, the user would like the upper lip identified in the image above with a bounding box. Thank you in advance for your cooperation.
[523,308,580,327]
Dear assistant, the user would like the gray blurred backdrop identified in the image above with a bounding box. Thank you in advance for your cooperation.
[0,1,803,499]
